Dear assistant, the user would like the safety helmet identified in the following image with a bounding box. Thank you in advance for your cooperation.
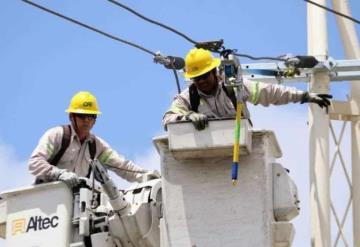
[65,91,101,115]
[184,48,221,79]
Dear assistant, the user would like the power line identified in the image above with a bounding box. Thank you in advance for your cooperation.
[22,0,184,93]
[22,0,157,56]
[108,0,198,45]
[108,0,286,62]
[234,52,285,61]
[304,0,360,25]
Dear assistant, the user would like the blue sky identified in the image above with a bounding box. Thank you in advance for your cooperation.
[0,0,359,246]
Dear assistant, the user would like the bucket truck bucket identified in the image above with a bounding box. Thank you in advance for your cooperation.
[0,182,73,247]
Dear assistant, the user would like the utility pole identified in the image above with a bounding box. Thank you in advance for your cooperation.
[307,1,331,246]
[332,1,360,246]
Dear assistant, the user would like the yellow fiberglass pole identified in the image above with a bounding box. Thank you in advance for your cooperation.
[232,101,242,185]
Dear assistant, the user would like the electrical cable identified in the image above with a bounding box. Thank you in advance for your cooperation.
[23,0,304,74]
[303,0,360,25]
[22,0,156,56]
[108,0,198,45]
[22,0,185,92]
[108,0,286,62]
[233,52,286,62]
[172,69,181,93]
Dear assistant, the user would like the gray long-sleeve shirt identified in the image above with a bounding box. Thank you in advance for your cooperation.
[163,79,305,127]
[29,125,146,182]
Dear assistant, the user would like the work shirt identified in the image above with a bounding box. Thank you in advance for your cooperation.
[29,125,145,183]
[163,79,305,127]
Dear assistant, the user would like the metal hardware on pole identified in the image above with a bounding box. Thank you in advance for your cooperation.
[242,59,360,84]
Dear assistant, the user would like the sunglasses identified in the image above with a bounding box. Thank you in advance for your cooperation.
[193,71,212,82]
[74,114,97,120]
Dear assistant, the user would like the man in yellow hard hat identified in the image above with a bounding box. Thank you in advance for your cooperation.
[29,91,159,187]
[163,48,332,130]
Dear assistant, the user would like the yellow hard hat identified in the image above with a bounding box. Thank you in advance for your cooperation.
[184,48,221,79]
[65,91,101,115]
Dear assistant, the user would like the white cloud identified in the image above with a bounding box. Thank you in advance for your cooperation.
[0,143,33,192]
[0,142,33,246]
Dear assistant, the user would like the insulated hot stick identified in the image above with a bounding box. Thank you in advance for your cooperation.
[220,49,245,185]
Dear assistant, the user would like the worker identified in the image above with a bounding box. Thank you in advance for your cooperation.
[163,48,332,130]
[29,91,159,187]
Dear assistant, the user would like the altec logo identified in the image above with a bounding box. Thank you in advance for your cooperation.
[12,218,26,235]
[11,215,59,235]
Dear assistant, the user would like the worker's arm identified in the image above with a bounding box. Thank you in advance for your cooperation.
[96,137,148,183]
[28,126,63,182]
[244,80,332,110]
[244,80,304,106]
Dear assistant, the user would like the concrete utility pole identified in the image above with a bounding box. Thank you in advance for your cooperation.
[332,1,360,246]
[307,0,331,246]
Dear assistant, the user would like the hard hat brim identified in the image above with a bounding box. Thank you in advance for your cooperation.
[65,109,101,115]
[184,57,221,79]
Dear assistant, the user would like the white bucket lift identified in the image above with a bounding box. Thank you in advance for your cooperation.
[0,182,73,247]
[154,119,299,247]
[0,178,162,247]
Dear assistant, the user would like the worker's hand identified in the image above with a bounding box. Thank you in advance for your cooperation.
[50,168,80,187]
[301,92,332,111]
[186,112,208,130]
[58,171,80,187]
[52,168,80,187]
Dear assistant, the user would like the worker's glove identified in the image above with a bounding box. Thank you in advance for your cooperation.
[49,168,80,187]
[301,92,332,111]
[186,112,208,130]
[58,171,80,187]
